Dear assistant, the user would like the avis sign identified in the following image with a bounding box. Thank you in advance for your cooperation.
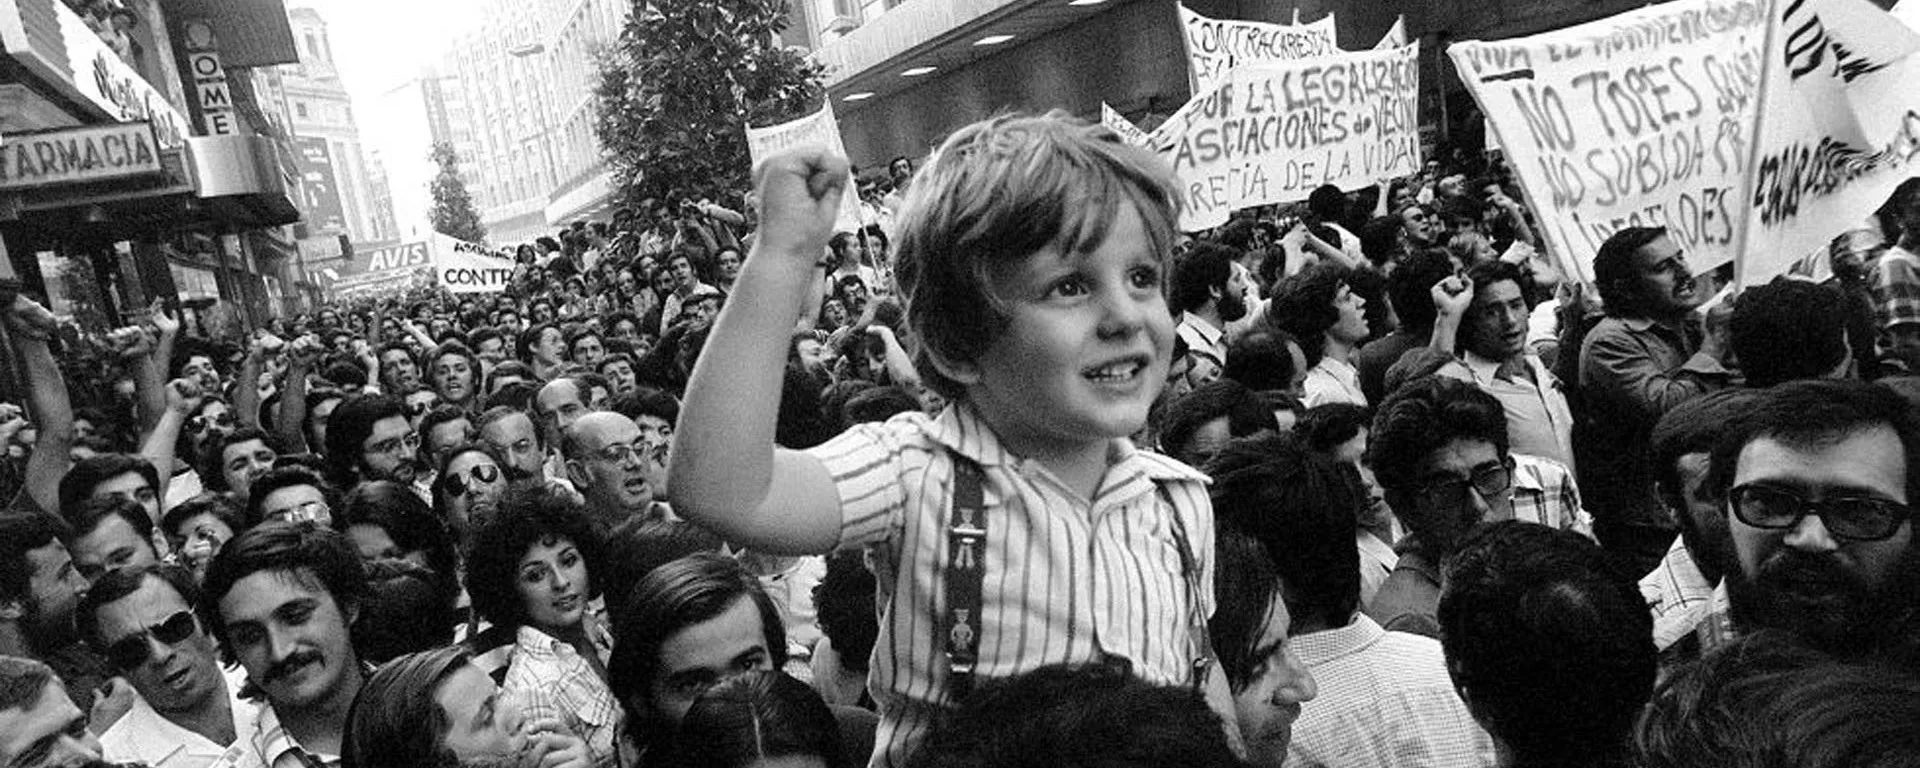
[361,241,430,273]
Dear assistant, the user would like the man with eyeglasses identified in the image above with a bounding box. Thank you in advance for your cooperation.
[1578,226,1732,580]
[563,412,668,529]
[247,467,341,529]
[1364,376,1591,638]
[79,564,258,768]
[321,396,422,494]
[1709,380,1920,663]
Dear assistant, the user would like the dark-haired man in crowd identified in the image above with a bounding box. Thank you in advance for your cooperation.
[1173,243,1250,390]
[0,513,107,715]
[0,655,105,768]
[1395,264,1575,470]
[200,523,368,767]
[1354,249,1452,405]
[1579,226,1731,577]
[1708,380,1920,665]
[1269,265,1372,408]
[609,553,789,758]
[1728,277,1855,387]
[1440,522,1655,768]
[1211,434,1490,768]
[63,498,160,584]
[321,395,420,493]
[80,564,257,767]
[1365,377,1589,636]
[1639,389,1762,658]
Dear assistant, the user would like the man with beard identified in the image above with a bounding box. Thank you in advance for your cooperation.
[0,513,108,713]
[80,564,259,767]
[200,524,368,768]
[563,412,668,529]
[322,396,421,494]
[1393,262,1576,470]
[1709,380,1920,663]
[1172,243,1249,390]
[1364,377,1589,637]
[0,655,112,768]
[1579,226,1732,579]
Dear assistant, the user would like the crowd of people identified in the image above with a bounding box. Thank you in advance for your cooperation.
[1,109,1919,768]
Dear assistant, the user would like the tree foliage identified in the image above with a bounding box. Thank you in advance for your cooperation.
[428,142,487,244]
[594,0,827,207]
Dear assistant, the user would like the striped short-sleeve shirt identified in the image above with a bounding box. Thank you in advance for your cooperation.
[810,404,1216,768]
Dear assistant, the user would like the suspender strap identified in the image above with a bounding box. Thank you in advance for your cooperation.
[1161,489,1216,691]
[943,461,1213,700]
[943,458,989,701]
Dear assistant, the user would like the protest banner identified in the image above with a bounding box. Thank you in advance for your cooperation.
[1151,42,1423,232]
[1735,0,1920,284]
[432,234,516,294]
[1175,3,1340,91]
[1449,0,1768,284]
[1102,103,1153,148]
[744,104,862,233]
[1374,16,1407,50]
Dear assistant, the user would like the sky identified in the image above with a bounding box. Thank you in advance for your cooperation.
[288,0,475,238]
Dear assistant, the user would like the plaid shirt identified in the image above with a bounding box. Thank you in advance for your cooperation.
[1509,453,1593,539]
[1872,245,1920,356]
[500,624,622,768]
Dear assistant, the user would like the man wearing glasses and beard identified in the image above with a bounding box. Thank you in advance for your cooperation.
[1708,380,1920,666]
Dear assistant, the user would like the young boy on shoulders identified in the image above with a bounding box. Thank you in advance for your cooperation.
[671,113,1227,768]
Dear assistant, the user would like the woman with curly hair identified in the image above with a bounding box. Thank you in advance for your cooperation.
[463,485,621,767]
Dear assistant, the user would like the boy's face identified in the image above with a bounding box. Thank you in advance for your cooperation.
[950,205,1173,452]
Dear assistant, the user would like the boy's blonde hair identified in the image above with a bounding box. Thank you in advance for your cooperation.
[892,111,1182,399]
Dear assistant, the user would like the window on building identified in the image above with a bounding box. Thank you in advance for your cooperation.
[295,102,308,119]
[305,33,319,60]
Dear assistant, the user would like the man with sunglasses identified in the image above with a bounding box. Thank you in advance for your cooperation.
[1709,380,1920,663]
[80,564,258,768]
[1579,226,1732,579]
[1364,377,1591,638]
[563,412,668,530]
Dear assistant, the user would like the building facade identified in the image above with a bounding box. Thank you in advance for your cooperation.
[0,0,304,371]
[440,0,626,246]
[278,6,396,245]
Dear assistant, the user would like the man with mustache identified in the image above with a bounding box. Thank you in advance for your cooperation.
[1709,380,1920,664]
[200,524,368,768]
[1579,226,1732,579]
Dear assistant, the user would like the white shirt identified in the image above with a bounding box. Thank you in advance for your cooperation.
[1303,357,1368,408]
[102,665,259,768]
[1287,615,1496,768]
